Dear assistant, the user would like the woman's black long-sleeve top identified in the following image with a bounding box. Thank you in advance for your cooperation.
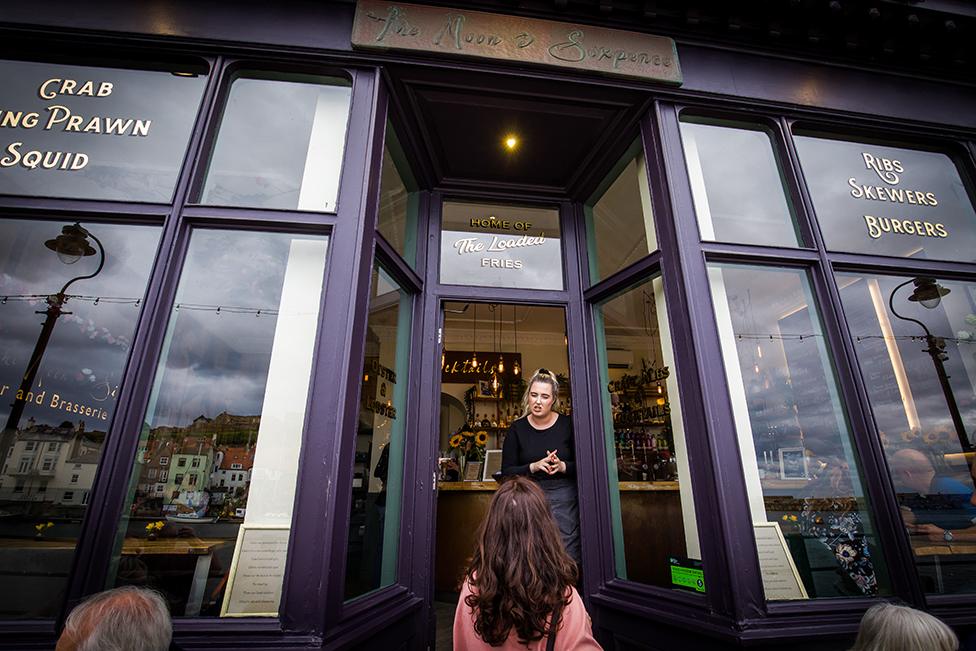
[501,414,575,481]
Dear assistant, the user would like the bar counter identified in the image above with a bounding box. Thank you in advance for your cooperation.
[435,480,683,593]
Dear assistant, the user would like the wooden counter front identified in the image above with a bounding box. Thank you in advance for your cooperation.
[434,481,684,594]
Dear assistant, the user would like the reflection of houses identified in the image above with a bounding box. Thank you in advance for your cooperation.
[209,446,255,509]
[211,446,254,491]
[163,436,215,504]
[130,413,260,511]
[0,419,104,506]
[136,438,173,500]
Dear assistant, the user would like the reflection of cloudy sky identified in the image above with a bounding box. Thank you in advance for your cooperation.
[0,60,207,202]
[794,136,976,261]
[201,78,350,211]
[715,265,871,497]
[0,219,161,429]
[147,230,326,428]
[680,122,798,247]
[839,274,976,445]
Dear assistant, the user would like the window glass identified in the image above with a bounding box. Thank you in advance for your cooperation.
[109,228,329,618]
[440,201,563,290]
[200,73,351,212]
[0,59,207,202]
[0,218,160,619]
[377,126,418,266]
[838,273,976,594]
[680,118,800,247]
[594,275,702,592]
[793,133,976,262]
[708,264,889,599]
[587,147,658,283]
[345,264,411,600]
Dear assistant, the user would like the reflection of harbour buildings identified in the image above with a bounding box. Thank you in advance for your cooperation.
[130,412,258,517]
[0,419,103,507]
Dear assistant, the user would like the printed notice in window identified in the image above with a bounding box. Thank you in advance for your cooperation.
[221,526,290,617]
[754,522,809,600]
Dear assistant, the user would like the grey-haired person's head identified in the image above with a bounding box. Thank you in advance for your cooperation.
[56,586,172,651]
[850,603,957,651]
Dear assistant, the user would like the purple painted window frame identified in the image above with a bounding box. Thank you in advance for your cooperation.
[0,15,974,651]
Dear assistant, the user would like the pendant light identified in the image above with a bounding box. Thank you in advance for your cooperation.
[471,303,478,370]
[512,304,521,376]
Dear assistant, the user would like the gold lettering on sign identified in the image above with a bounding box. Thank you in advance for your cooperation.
[843,151,947,240]
[351,1,681,85]
[0,76,155,174]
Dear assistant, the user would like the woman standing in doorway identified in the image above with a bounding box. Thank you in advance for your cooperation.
[501,369,580,565]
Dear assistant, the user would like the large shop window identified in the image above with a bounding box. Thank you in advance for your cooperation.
[377,126,418,267]
[793,133,976,263]
[0,218,160,619]
[0,59,207,202]
[586,145,658,283]
[344,263,411,600]
[594,275,702,592]
[679,117,801,248]
[708,264,890,600]
[109,229,329,618]
[838,273,976,595]
[440,201,563,290]
[200,73,352,212]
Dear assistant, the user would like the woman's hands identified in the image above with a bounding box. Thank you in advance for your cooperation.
[529,450,567,475]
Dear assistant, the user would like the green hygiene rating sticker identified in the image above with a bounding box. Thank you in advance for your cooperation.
[669,557,705,593]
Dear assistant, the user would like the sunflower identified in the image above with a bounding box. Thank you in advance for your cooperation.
[449,434,463,448]
[461,429,474,438]
[475,431,488,446]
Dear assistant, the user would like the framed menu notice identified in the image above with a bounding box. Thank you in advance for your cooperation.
[221,525,290,617]
[753,522,809,600]
[463,461,484,482]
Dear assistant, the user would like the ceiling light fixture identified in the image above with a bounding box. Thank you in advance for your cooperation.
[503,135,519,151]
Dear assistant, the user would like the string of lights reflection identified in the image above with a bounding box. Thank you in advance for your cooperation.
[736,332,974,345]
[0,294,283,316]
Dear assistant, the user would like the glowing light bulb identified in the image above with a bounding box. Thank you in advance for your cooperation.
[498,357,505,373]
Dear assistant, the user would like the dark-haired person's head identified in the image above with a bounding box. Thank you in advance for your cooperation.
[463,475,577,646]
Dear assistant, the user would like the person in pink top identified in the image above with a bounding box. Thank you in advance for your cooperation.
[453,476,602,650]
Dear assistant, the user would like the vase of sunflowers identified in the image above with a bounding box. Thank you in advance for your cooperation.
[34,521,54,540]
[145,520,164,540]
[449,427,488,465]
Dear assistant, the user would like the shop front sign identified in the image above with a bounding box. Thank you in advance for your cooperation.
[793,134,976,263]
[440,201,563,290]
[352,0,682,85]
[0,59,206,202]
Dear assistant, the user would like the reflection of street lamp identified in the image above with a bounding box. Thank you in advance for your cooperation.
[2,223,105,442]
[888,276,970,453]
